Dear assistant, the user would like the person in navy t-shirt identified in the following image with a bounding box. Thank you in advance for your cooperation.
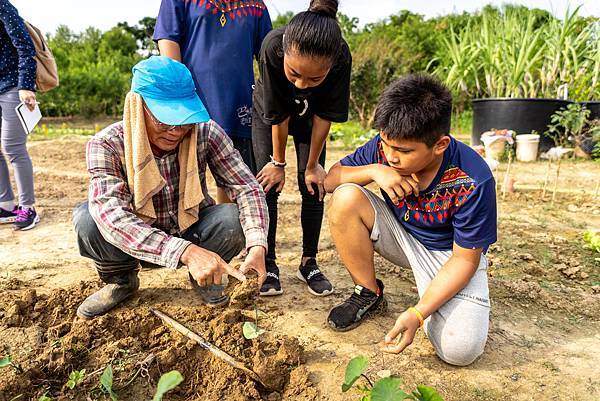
[153,0,272,202]
[324,74,497,366]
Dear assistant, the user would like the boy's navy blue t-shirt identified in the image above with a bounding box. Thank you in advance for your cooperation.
[154,0,272,139]
[340,135,497,252]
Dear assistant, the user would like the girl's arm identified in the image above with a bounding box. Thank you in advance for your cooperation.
[271,117,289,163]
[304,115,331,200]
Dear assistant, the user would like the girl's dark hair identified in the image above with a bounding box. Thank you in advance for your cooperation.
[283,0,341,61]
[373,74,453,147]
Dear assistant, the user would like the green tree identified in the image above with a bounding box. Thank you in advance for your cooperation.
[272,11,293,29]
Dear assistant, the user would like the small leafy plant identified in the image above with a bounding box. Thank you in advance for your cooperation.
[545,104,600,153]
[151,370,184,401]
[66,368,86,390]
[342,356,444,401]
[583,230,600,253]
[243,304,265,340]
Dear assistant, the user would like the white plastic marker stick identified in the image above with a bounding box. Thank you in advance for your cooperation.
[502,151,513,200]
[150,308,266,387]
[15,101,42,134]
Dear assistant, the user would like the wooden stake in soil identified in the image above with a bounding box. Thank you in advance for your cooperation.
[150,308,266,387]
[594,179,600,201]
[494,165,499,194]
[541,159,552,200]
[502,151,513,200]
[551,156,562,207]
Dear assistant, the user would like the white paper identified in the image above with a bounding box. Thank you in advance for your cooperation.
[14,102,42,134]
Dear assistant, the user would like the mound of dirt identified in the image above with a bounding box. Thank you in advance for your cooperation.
[0,279,318,401]
[229,277,259,309]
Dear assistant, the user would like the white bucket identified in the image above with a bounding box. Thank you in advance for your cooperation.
[516,134,540,162]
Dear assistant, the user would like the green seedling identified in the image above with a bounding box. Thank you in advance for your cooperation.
[342,355,369,392]
[66,368,86,390]
[342,356,444,401]
[0,355,23,374]
[583,230,600,253]
[151,370,184,401]
[100,364,118,401]
[38,393,52,401]
[243,304,265,340]
[242,322,265,340]
[0,356,12,368]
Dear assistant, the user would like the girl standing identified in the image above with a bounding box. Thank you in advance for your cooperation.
[252,0,351,296]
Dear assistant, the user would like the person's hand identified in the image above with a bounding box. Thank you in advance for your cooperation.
[181,244,246,287]
[304,164,327,201]
[18,90,36,111]
[239,246,267,287]
[380,309,421,354]
[257,162,285,193]
[372,165,420,205]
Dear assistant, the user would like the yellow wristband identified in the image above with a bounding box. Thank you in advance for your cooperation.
[408,307,424,328]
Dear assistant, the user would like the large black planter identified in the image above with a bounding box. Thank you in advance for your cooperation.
[580,101,600,120]
[472,98,573,152]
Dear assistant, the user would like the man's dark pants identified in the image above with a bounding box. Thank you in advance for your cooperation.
[72,202,245,280]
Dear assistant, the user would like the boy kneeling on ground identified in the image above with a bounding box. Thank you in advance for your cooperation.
[324,74,496,366]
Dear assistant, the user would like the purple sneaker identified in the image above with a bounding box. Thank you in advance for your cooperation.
[14,207,40,231]
[0,206,18,224]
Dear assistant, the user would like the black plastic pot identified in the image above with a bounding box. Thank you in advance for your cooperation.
[579,101,600,154]
[580,101,600,120]
[472,98,573,152]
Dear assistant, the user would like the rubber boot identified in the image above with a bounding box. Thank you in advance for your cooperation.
[77,267,140,319]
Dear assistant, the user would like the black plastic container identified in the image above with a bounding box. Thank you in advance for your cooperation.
[580,101,600,120]
[580,101,600,154]
[472,98,573,152]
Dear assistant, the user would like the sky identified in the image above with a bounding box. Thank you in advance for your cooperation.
[11,0,600,34]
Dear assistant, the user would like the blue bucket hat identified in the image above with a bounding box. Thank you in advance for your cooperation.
[131,56,209,125]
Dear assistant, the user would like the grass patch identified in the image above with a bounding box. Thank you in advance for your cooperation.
[29,123,97,141]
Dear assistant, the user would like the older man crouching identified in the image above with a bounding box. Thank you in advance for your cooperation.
[73,56,268,319]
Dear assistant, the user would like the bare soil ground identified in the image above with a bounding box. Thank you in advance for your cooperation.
[1,136,599,400]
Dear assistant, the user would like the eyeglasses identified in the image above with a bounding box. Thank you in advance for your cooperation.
[143,103,194,132]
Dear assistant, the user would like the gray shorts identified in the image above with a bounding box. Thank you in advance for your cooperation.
[338,183,490,366]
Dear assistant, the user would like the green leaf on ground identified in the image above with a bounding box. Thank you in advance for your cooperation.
[413,385,445,401]
[152,370,184,401]
[100,364,118,401]
[242,321,265,339]
[371,377,410,401]
[0,356,12,368]
[342,356,369,392]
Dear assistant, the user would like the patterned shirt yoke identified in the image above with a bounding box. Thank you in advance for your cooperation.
[86,120,268,268]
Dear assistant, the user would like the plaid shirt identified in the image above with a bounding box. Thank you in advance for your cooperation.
[86,120,268,269]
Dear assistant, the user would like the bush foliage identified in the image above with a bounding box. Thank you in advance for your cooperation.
[38,7,599,129]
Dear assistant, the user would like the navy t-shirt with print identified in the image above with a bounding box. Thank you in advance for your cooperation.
[154,0,272,139]
[340,135,497,251]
